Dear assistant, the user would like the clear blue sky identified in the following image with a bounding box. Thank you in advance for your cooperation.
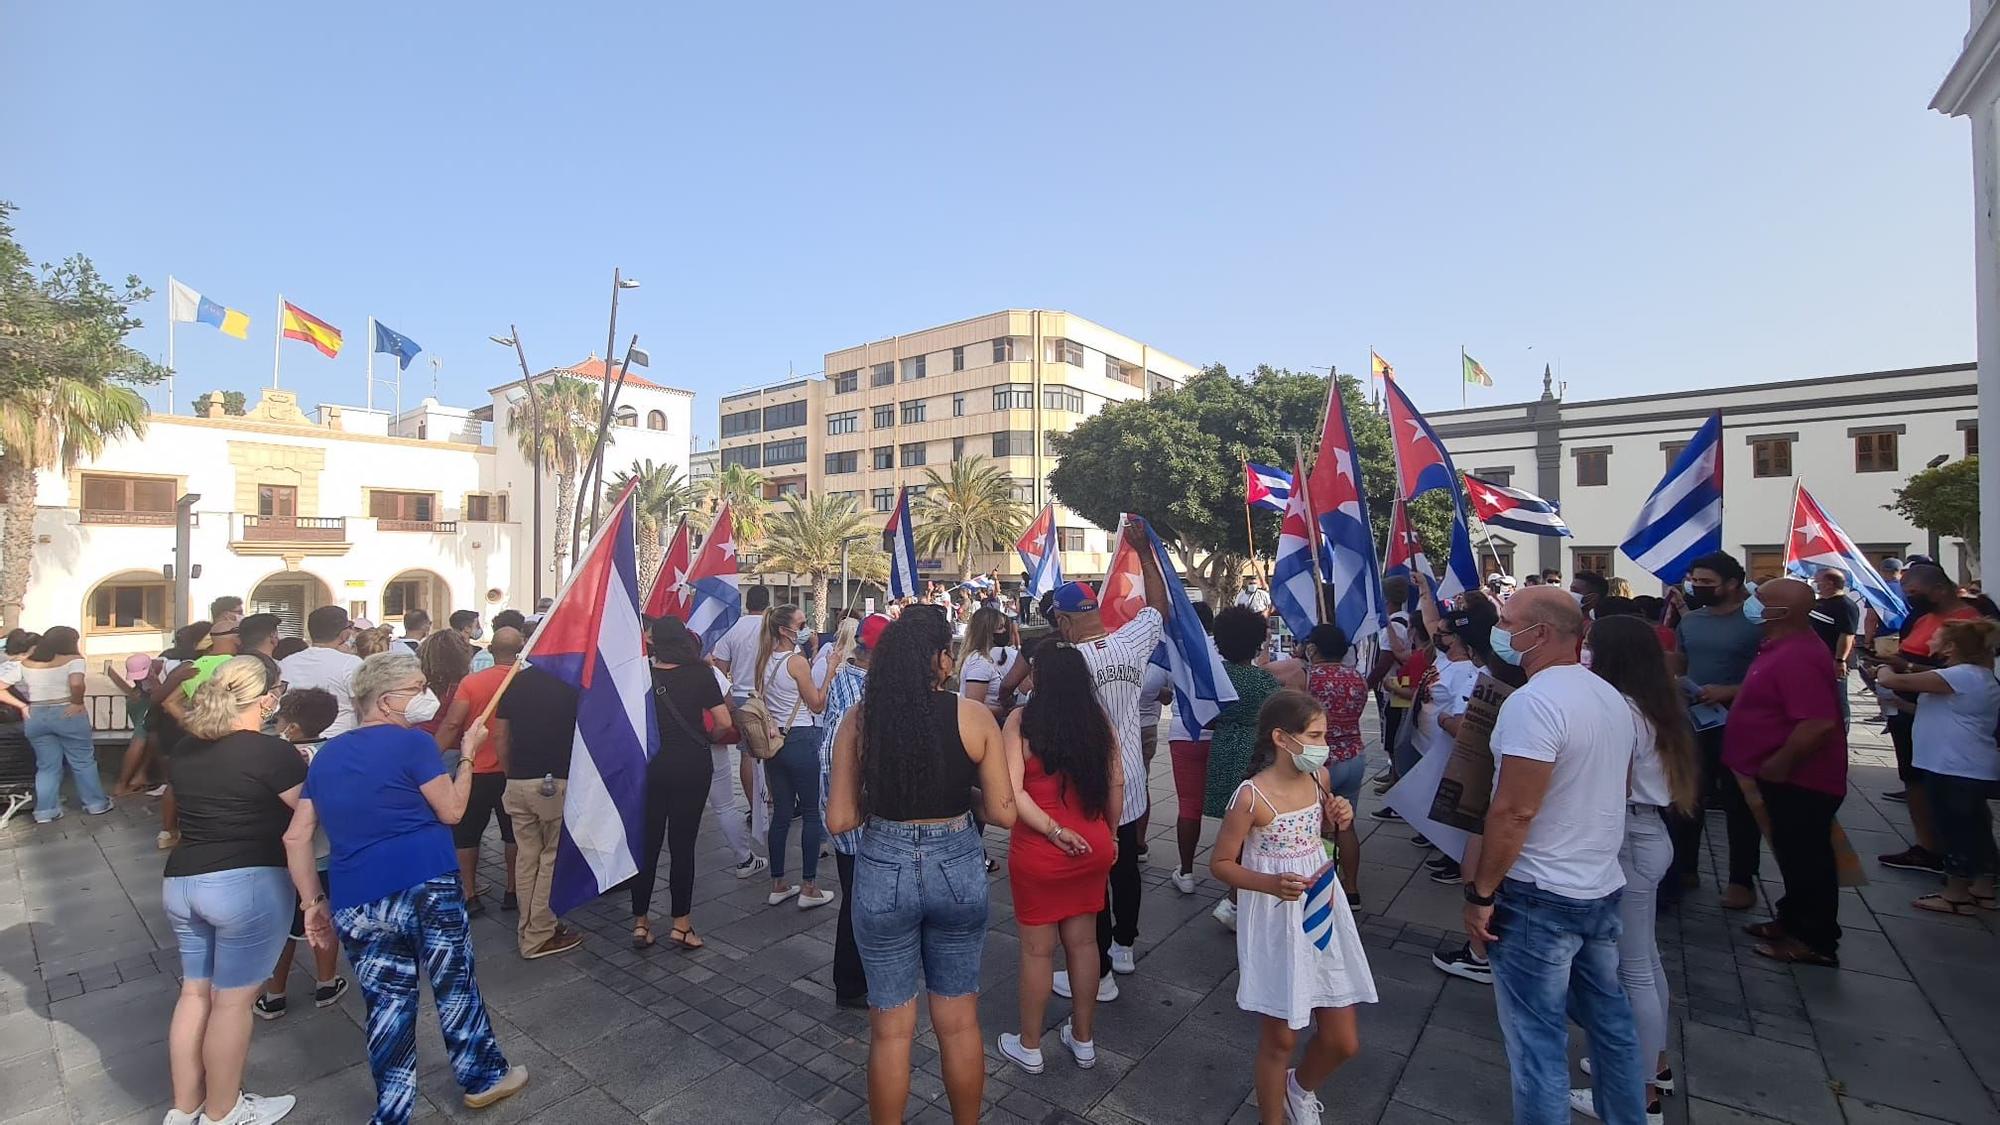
[4,3,1975,440]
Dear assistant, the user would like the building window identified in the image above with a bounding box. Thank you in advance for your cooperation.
[763,438,807,466]
[833,369,859,394]
[901,442,927,467]
[1662,441,1687,468]
[1104,356,1138,386]
[870,363,895,387]
[776,480,804,498]
[721,408,760,438]
[383,579,423,619]
[903,355,926,381]
[1471,467,1513,487]
[1744,548,1785,582]
[1044,386,1084,413]
[1572,548,1613,577]
[873,404,895,429]
[952,436,966,462]
[993,385,1033,411]
[614,406,638,428]
[1751,438,1793,478]
[992,431,1034,458]
[1966,423,1980,458]
[900,399,927,424]
[1046,338,1084,366]
[721,445,761,470]
[951,346,965,371]
[1575,449,1608,487]
[1855,431,1899,473]
[89,579,169,632]
[872,446,894,470]
[992,337,1019,363]
[825,451,858,475]
[1151,372,1176,394]
[465,493,508,522]
[80,473,176,523]
[646,409,666,431]
[763,401,806,430]
[827,411,858,436]
[952,394,964,417]
[1057,528,1086,552]
[370,490,435,523]
[257,484,297,518]
[871,488,895,513]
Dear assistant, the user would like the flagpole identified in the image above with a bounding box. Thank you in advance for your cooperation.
[1293,436,1328,621]
[1785,475,1805,575]
[272,293,284,389]
[1460,345,1466,409]
[1241,461,1262,586]
[366,316,375,412]
[165,276,176,416]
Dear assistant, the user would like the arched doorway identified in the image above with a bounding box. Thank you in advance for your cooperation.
[82,569,176,647]
[383,570,451,624]
[250,570,334,641]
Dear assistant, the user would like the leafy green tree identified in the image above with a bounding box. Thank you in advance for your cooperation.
[605,459,699,591]
[911,456,1029,582]
[760,493,889,628]
[504,375,599,579]
[704,464,769,545]
[0,202,164,399]
[1894,456,1980,577]
[192,390,247,416]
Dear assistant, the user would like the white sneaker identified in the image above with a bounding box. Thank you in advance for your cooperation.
[1171,868,1197,894]
[766,884,800,906]
[1108,943,1135,974]
[1212,897,1238,931]
[163,1110,200,1125]
[1051,970,1119,1002]
[199,1092,296,1125]
[1059,1021,1097,1069]
[1569,1084,1664,1125]
[732,854,769,879]
[997,1032,1044,1074]
[1284,1069,1324,1125]
[798,886,835,910]
[1580,1057,1675,1093]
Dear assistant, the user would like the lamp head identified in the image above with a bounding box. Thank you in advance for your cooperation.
[618,278,641,290]
[489,335,516,347]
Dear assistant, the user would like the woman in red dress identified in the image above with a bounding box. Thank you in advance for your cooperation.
[997,644,1122,1075]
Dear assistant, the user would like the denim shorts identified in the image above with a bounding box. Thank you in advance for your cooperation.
[1324,754,1366,806]
[850,814,989,1009]
[164,866,297,990]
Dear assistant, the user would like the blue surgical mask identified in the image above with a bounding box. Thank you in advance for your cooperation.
[1490,624,1539,666]
[1742,593,1787,625]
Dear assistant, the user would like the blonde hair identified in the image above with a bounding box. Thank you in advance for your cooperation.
[353,625,395,658]
[754,604,800,695]
[1937,618,2000,668]
[183,656,277,740]
[957,606,1007,679]
[827,616,861,675]
[1606,577,1633,599]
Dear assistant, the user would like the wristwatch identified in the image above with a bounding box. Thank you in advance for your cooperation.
[1462,883,1495,907]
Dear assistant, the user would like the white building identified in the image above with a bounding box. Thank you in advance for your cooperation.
[16,356,692,659]
[1431,362,1977,583]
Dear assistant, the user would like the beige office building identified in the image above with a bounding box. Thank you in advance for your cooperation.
[717,310,1196,581]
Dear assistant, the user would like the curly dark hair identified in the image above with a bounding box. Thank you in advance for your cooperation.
[1212,605,1268,664]
[417,629,473,702]
[1020,644,1114,820]
[1244,689,1325,779]
[859,605,954,820]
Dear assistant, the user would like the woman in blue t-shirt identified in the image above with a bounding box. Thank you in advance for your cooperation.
[282,651,526,1124]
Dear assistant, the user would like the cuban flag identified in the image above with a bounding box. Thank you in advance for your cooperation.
[1244,462,1293,513]
[1271,458,1321,642]
[1621,412,1723,584]
[1300,863,1342,951]
[1383,499,1430,614]
[1016,502,1062,600]
[642,517,693,621]
[1383,376,1480,599]
[1307,379,1387,644]
[686,504,743,651]
[886,487,919,600]
[1465,476,1572,538]
[519,483,658,916]
[1788,484,1908,629]
[1112,516,1237,734]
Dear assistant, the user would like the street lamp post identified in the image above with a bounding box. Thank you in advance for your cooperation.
[575,269,641,559]
[492,327,546,604]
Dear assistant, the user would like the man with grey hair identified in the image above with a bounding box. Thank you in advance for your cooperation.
[1463,586,1644,1124]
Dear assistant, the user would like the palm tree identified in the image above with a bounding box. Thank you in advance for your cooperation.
[704,463,769,545]
[760,493,889,629]
[912,456,1029,582]
[504,375,599,580]
[605,459,698,592]
[0,379,148,626]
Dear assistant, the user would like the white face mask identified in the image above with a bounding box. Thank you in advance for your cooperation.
[395,688,441,726]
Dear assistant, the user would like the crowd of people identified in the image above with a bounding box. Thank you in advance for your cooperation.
[0,520,1991,1125]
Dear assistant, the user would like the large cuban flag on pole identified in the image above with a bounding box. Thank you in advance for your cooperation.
[1621,412,1723,584]
[686,504,743,652]
[1787,482,1909,629]
[1271,456,1321,642]
[519,481,658,916]
[1101,515,1237,735]
[1383,374,1480,599]
[642,517,693,621]
[1016,501,1062,601]
[886,487,919,600]
[1307,377,1387,644]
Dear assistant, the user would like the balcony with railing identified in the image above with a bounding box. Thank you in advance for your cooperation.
[231,514,351,555]
[79,509,196,527]
[378,519,459,533]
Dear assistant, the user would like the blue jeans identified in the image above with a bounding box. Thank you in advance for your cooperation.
[851,814,988,1009]
[1487,878,1645,1125]
[766,726,822,881]
[25,705,108,821]
[163,866,296,989]
[1325,754,1366,805]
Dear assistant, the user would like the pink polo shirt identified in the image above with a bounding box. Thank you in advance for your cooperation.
[1722,629,1847,797]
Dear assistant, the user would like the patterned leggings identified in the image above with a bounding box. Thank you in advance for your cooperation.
[335,876,510,1125]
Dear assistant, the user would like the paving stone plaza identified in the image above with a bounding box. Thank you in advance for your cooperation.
[1,707,1994,1124]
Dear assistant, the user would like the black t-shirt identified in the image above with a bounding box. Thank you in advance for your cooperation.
[1809,595,1859,657]
[164,731,308,877]
[497,665,579,779]
[652,663,723,764]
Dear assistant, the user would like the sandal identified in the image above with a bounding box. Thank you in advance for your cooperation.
[1751,940,1839,968]
[632,918,655,948]
[1912,893,1979,916]
[668,925,705,951]
[1742,920,1786,941]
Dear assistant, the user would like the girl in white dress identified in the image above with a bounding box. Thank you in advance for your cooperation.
[1212,690,1377,1125]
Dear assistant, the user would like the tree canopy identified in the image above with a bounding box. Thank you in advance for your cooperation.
[0,201,165,398]
[1894,456,1980,574]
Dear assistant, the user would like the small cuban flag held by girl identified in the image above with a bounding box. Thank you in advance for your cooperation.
[1299,863,1342,951]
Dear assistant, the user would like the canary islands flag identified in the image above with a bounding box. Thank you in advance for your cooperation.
[168,278,249,339]
[281,301,343,358]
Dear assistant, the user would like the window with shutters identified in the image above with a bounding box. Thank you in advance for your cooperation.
[465,493,508,522]
[1745,548,1785,582]
[1966,424,1980,458]
[1057,528,1086,552]
[1575,450,1608,487]
[1854,431,1898,473]
[1752,438,1792,478]
[80,474,176,524]
[370,490,436,526]
[87,578,169,632]
[646,409,666,431]
[1572,549,1613,577]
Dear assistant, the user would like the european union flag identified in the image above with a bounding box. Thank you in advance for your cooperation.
[371,319,422,370]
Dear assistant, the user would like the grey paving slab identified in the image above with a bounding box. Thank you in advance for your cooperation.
[1681,1021,1840,1123]
[1815,1023,1994,1123]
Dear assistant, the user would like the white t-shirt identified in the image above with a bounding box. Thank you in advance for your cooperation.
[711,615,765,699]
[16,658,84,703]
[278,646,363,736]
[1078,607,1165,825]
[1913,663,2000,781]
[960,646,1017,709]
[1419,657,1478,758]
[1488,664,1636,900]
[1138,659,1172,730]
[1626,705,1671,808]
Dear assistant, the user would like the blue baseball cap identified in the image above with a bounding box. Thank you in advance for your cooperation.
[1052,582,1099,613]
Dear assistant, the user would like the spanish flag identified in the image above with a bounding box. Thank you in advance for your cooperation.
[1370,348,1394,382]
[281,301,343,358]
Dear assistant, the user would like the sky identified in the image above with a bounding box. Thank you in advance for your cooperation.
[3,3,1978,442]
